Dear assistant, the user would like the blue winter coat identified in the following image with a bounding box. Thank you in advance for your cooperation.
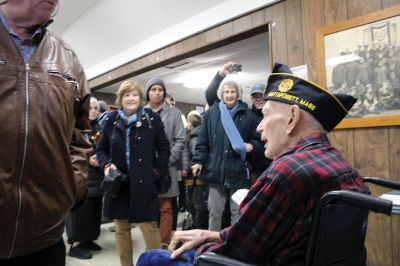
[192,101,263,189]
[96,109,170,223]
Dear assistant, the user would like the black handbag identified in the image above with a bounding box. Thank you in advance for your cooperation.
[100,112,128,198]
[100,168,128,198]
[182,174,197,230]
[156,173,171,194]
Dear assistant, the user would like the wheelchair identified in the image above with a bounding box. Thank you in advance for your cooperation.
[195,176,400,266]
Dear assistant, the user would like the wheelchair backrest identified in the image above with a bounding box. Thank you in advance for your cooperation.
[305,201,368,266]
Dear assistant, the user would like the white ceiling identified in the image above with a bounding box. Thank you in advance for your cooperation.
[49,0,271,106]
[96,33,270,106]
[50,0,229,69]
[50,0,99,36]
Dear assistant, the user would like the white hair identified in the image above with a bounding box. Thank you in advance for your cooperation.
[187,110,201,118]
[301,109,327,133]
[90,97,100,110]
[270,101,326,133]
[217,80,242,100]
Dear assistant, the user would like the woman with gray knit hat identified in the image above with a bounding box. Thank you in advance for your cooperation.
[145,77,186,247]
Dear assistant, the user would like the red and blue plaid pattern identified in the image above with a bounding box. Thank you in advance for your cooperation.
[197,132,369,265]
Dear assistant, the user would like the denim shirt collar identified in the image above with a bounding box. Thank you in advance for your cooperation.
[0,8,51,45]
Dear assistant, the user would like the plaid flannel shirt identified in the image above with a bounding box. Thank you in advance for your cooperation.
[197,132,369,265]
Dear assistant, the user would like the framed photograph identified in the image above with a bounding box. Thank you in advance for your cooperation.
[317,6,400,129]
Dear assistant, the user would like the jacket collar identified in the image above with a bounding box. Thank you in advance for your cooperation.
[0,9,52,45]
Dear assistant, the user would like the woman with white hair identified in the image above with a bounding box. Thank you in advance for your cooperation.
[191,79,263,231]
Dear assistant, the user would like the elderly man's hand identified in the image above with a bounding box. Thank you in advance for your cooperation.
[169,229,220,260]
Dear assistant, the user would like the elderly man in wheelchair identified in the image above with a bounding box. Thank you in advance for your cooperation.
[137,63,381,266]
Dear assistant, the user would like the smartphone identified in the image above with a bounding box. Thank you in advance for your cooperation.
[105,168,123,181]
[231,64,242,72]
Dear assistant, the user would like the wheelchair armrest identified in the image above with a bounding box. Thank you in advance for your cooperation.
[363,176,400,191]
[195,252,259,266]
[321,190,392,215]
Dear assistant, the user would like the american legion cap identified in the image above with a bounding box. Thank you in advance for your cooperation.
[264,63,357,132]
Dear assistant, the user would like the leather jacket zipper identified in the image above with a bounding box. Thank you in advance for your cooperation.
[8,64,30,258]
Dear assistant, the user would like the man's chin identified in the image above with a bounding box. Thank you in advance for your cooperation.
[151,99,163,104]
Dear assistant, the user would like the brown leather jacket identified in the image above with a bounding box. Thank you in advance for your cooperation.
[0,23,92,258]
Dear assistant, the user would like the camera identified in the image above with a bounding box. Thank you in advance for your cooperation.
[101,168,128,198]
[230,64,242,72]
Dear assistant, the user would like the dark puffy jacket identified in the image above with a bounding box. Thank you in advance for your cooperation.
[192,101,263,189]
[86,119,104,197]
[206,73,271,174]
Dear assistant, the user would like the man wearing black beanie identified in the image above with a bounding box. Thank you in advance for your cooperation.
[145,77,186,248]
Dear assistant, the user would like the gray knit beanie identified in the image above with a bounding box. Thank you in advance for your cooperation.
[145,77,167,101]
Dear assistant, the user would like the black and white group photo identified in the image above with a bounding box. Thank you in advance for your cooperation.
[324,16,400,118]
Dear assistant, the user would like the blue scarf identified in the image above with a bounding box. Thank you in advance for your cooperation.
[219,101,246,161]
[117,108,144,169]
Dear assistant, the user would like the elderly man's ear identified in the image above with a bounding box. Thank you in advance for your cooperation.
[286,105,301,134]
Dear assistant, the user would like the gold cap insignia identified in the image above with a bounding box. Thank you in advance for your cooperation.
[278,78,294,92]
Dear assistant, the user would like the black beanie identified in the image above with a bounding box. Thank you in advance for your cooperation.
[145,77,167,101]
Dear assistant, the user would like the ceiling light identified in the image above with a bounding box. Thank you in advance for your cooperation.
[181,69,247,89]
[180,68,219,89]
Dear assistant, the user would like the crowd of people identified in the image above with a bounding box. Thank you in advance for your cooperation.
[57,60,269,265]
[0,1,371,266]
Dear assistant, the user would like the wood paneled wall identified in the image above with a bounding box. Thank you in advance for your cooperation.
[269,1,400,265]
[89,0,400,264]
[289,1,400,265]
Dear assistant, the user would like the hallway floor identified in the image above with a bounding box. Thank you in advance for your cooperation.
[64,212,185,266]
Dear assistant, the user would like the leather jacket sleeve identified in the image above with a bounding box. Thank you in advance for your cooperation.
[70,72,92,205]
